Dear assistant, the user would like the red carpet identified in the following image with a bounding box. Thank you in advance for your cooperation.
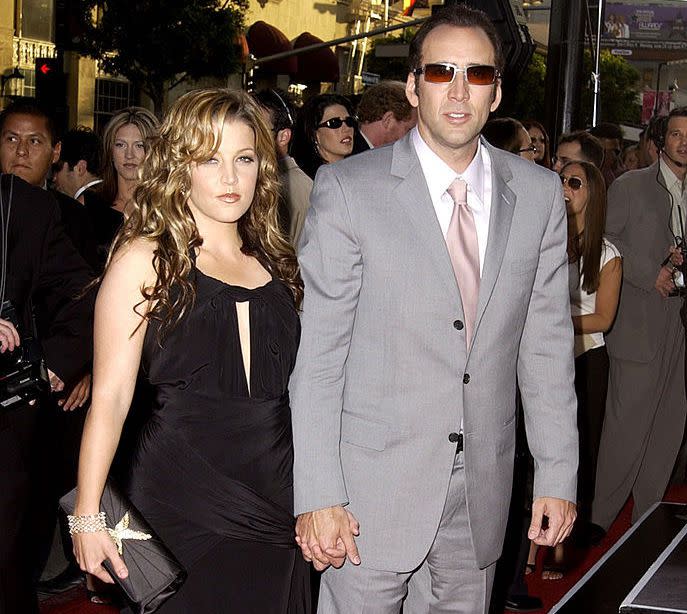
[521,483,687,613]
[40,485,687,614]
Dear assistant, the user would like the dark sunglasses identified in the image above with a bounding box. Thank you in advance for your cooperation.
[414,62,500,86]
[519,144,538,154]
[317,116,356,130]
[560,175,585,190]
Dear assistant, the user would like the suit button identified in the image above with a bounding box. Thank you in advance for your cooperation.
[448,432,461,443]
[463,373,470,384]
[453,320,464,330]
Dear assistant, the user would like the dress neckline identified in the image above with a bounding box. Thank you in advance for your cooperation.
[195,266,276,293]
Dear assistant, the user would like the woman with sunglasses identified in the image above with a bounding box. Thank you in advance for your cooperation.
[523,119,551,169]
[291,94,356,179]
[535,161,622,580]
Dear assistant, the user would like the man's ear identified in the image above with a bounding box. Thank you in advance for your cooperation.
[490,79,502,112]
[75,159,88,176]
[381,110,395,129]
[406,72,419,108]
[276,127,292,149]
[51,141,61,165]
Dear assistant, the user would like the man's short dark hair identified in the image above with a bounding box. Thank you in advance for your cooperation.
[0,98,58,145]
[58,127,101,174]
[482,117,525,154]
[253,89,295,134]
[558,131,604,168]
[357,81,413,124]
[647,114,667,149]
[589,122,623,142]
[408,4,505,74]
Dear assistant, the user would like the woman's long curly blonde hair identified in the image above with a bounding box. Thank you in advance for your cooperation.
[105,88,303,339]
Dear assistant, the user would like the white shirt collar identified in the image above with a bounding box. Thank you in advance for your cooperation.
[411,127,485,209]
[360,129,374,149]
[74,178,103,200]
[660,156,684,193]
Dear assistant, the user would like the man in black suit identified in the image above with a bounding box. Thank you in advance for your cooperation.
[0,173,94,613]
[0,99,99,270]
[0,101,98,593]
[53,127,122,270]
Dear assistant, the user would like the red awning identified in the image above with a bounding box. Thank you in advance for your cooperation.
[246,21,297,76]
[293,32,340,83]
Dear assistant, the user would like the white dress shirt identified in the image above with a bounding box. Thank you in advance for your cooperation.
[412,127,492,276]
[660,157,687,240]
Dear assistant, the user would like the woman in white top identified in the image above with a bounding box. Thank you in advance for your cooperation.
[560,160,621,571]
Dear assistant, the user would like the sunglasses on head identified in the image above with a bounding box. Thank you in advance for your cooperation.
[414,62,500,86]
[560,175,585,190]
[317,116,356,130]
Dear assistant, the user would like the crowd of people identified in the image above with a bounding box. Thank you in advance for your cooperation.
[0,3,685,614]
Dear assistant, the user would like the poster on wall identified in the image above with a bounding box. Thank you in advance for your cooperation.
[603,2,687,49]
[642,90,672,123]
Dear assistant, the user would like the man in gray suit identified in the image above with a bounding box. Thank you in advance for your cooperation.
[592,107,687,532]
[290,5,578,612]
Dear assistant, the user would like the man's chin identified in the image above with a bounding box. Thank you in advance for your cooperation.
[9,168,35,184]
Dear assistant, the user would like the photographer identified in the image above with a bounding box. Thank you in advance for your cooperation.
[0,172,94,613]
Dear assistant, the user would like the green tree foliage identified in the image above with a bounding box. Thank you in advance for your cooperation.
[511,49,640,127]
[512,52,546,120]
[580,50,641,126]
[74,0,248,115]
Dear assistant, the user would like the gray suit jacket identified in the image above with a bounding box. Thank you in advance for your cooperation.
[604,162,681,362]
[290,133,578,571]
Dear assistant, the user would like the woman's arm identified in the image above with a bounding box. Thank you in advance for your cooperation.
[572,256,622,334]
[72,238,156,584]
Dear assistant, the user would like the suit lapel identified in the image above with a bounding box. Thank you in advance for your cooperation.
[391,135,463,308]
[472,145,516,345]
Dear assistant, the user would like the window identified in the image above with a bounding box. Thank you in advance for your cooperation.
[94,78,136,133]
[22,0,54,41]
[18,68,36,98]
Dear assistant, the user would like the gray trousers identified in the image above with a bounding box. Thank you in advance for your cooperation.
[592,307,687,530]
[317,453,496,614]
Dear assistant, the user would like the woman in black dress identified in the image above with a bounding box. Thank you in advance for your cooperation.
[70,88,307,612]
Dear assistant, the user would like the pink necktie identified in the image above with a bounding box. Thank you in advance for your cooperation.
[446,179,480,347]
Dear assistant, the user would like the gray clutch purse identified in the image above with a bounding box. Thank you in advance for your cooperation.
[60,481,187,614]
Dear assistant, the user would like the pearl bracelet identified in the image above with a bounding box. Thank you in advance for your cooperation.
[67,512,107,535]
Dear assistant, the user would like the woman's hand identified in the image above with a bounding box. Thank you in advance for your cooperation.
[72,531,129,585]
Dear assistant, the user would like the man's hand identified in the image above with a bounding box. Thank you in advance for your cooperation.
[295,505,360,571]
[59,373,91,411]
[655,265,675,298]
[0,317,20,353]
[528,497,576,547]
[669,245,684,267]
[47,369,65,393]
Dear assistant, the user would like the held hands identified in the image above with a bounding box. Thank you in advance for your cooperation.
[295,505,361,571]
[528,497,576,547]
[73,530,129,585]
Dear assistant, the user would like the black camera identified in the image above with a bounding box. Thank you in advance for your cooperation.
[0,300,49,409]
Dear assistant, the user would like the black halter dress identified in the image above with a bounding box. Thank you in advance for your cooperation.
[125,265,308,613]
